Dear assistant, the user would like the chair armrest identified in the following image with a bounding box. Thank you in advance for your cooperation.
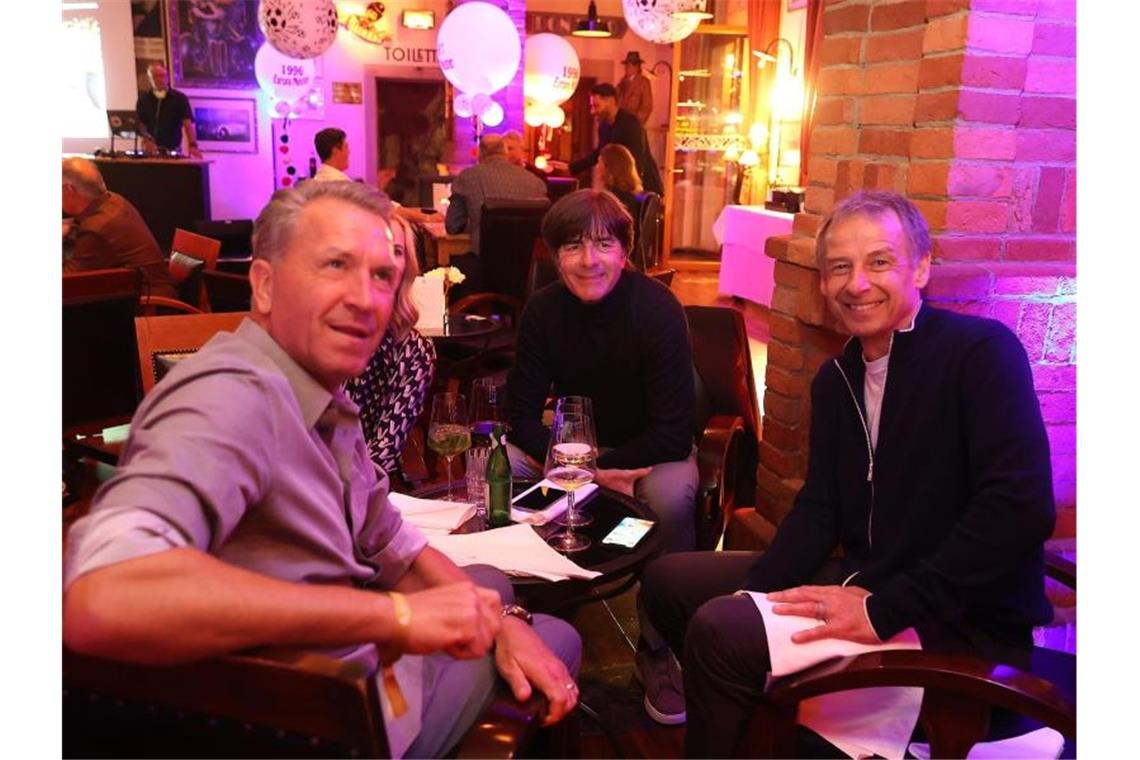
[1044,550,1075,589]
[695,414,745,550]
[457,693,546,758]
[697,414,745,494]
[138,295,202,315]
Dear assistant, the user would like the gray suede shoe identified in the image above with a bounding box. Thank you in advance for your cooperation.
[635,649,686,725]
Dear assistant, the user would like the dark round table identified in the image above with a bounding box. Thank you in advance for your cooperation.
[418,313,501,340]
[411,480,663,616]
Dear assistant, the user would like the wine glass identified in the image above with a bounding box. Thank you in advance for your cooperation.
[428,392,471,501]
[545,410,597,553]
[553,396,596,527]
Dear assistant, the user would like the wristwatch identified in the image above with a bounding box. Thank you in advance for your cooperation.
[501,603,534,625]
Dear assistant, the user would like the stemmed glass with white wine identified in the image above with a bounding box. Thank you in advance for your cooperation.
[553,396,595,528]
[545,409,597,553]
[427,392,470,501]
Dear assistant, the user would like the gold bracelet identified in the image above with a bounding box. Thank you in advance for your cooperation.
[383,591,412,718]
[388,591,411,643]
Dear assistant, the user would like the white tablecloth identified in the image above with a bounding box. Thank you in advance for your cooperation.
[713,205,794,306]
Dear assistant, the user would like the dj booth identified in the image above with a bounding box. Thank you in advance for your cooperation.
[91,156,211,253]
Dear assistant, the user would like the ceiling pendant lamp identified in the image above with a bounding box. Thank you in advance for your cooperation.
[573,0,612,38]
[673,0,713,21]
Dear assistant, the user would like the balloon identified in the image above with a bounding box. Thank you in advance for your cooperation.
[472,93,492,115]
[481,100,504,127]
[454,92,474,118]
[274,99,292,117]
[255,43,317,102]
[258,0,339,59]
[622,0,701,44]
[524,33,580,107]
[544,106,566,129]
[524,105,545,128]
[436,2,521,96]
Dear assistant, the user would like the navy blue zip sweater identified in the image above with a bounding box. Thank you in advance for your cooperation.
[745,303,1055,651]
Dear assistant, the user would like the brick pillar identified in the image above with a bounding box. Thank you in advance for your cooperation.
[758,0,1077,543]
[449,0,527,164]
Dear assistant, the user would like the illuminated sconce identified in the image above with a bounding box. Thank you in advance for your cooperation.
[401,9,434,29]
[753,38,798,75]
[339,1,393,44]
[673,0,713,20]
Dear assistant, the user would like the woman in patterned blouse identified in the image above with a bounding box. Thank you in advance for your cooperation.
[346,214,436,479]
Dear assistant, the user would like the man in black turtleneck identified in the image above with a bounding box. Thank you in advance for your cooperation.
[506,189,697,553]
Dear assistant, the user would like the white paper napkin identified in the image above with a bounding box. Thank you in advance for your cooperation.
[427,523,602,582]
[908,727,1064,759]
[410,276,445,330]
[745,591,924,759]
[510,480,599,526]
[388,492,475,535]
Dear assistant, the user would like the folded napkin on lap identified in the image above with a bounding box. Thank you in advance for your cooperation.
[428,523,602,582]
[510,481,599,526]
[908,728,1064,760]
[388,492,475,535]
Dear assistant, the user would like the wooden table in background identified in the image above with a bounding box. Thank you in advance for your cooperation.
[419,222,471,267]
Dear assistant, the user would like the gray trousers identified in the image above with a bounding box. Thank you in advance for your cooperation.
[506,441,699,553]
[404,564,582,758]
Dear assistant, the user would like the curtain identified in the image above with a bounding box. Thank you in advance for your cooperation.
[798,0,825,188]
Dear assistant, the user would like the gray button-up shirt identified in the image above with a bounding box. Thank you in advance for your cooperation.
[64,318,429,755]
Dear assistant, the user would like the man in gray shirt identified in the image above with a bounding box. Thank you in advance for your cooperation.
[63,181,580,758]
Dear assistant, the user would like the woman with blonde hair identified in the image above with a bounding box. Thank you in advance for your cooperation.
[599,143,643,222]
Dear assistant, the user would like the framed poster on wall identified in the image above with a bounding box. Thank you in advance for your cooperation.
[192,97,259,153]
[169,0,263,88]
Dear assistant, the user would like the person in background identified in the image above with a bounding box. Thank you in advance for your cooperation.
[135,64,201,157]
[444,133,548,299]
[503,130,548,181]
[550,84,663,196]
[62,181,581,759]
[635,191,1055,756]
[598,143,643,222]
[62,157,178,300]
[507,189,698,553]
[616,51,653,126]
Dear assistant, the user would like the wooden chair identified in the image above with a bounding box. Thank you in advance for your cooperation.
[137,295,204,316]
[686,305,762,551]
[63,269,144,436]
[742,552,1077,758]
[134,311,248,395]
[193,218,254,260]
[64,646,546,758]
[632,191,663,272]
[477,198,552,303]
[169,227,222,311]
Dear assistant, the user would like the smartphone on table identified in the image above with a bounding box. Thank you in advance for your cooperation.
[512,481,568,513]
[601,517,656,551]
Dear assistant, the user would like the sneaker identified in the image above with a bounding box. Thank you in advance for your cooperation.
[635,649,686,725]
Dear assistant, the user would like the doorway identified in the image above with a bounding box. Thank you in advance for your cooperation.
[376,78,449,206]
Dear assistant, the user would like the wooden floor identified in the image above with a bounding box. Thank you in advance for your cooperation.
[563,269,769,758]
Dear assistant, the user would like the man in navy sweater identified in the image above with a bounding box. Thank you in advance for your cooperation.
[636,191,1056,755]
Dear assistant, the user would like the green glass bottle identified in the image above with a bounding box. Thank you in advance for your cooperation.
[486,423,512,528]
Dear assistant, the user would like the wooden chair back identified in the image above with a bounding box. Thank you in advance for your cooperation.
[170,228,222,311]
[632,191,663,271]
[134,311,248,395]
[63,269,144,434]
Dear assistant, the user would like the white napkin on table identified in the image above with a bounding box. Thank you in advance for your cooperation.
[510,480,599,526]
[410,276,445,330]
[427,523,602,582]
[388,492,475,536]
[745,591,924,760]
[908,727,1064,759]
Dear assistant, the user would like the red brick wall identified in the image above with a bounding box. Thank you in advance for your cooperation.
[758,0,1076,540]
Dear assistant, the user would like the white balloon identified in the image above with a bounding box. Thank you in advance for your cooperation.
[454,92,474,118]
[436,2,521,96]
[622,0,701,44]
[274,99,292,117]
[524,105,545,128]
[255,43,317,102]
[481,100,504,127]
[258,0,339,60]
[524,33,580,107]
[544,106,566,129]
[472,93,492,115]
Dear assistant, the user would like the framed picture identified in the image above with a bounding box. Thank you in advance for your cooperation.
[192,97,258,153]
[788,0,808,10]
[169,0,264,88]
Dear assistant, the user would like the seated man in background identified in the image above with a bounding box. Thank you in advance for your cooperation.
[63,181,580,759]
[444,133,548,300]
[636,191,1055,755]
[506,189,698,553]
[61,156,178,300]
[503,130,547,181]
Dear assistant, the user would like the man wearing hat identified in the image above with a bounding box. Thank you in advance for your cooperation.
[617,51,653,125]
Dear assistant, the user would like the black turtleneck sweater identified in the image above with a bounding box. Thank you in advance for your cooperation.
[507,269,695,470]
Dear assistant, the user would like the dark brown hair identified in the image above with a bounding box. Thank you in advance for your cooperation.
[541,189,634,254]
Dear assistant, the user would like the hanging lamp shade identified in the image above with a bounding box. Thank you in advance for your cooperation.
[572,1,612,38]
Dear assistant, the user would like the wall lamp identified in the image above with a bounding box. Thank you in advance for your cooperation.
[753,38,797,75]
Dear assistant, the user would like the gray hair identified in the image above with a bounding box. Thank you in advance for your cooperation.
[502,130,523,144]
[62,157,107,198]
[252,181,393,264]
[816,190,932,268]
[478,134,507,161]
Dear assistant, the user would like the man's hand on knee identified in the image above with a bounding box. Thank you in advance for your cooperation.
[493,617,579,726]
[398,582,503,659]
[767,585,881,645]
[596,466,653,497]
